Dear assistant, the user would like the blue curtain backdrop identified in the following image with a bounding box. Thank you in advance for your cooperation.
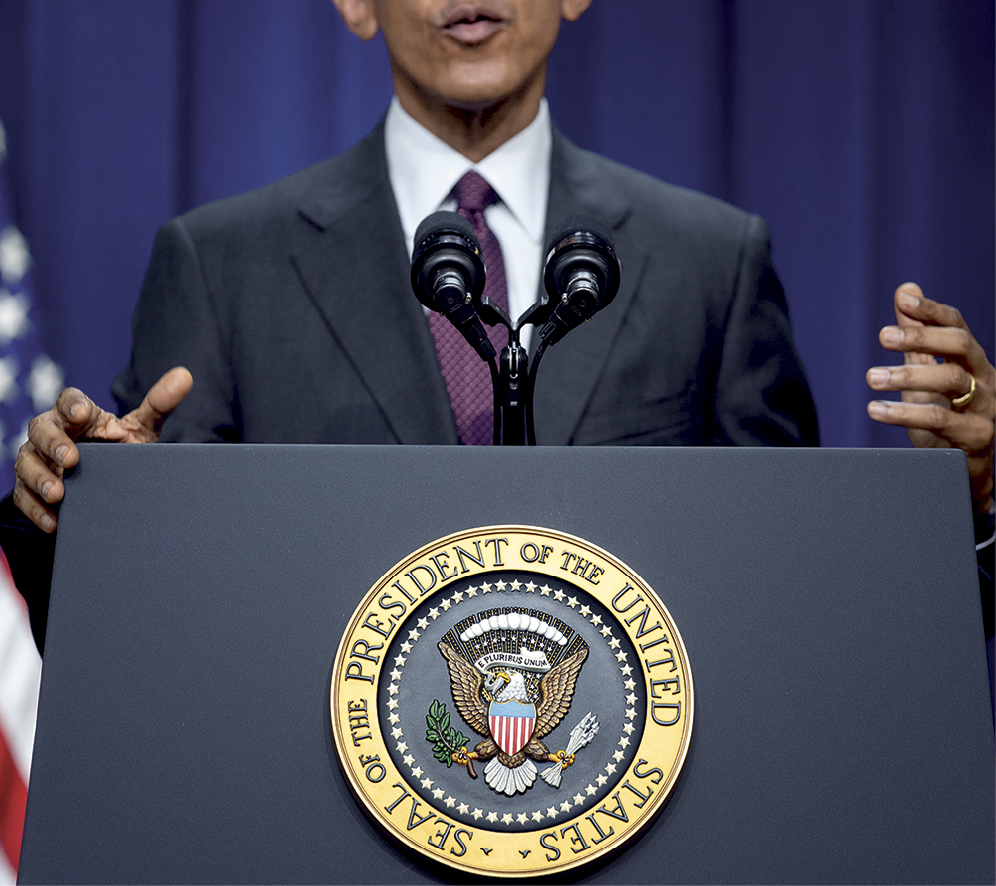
[0,0,992,449]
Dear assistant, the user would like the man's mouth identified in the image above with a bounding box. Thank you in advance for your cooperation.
[442,5,506,44]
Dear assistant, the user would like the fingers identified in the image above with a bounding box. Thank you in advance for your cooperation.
[874,284,996,514]
[11,368,192,532]
[866,361,976,403]
[878,323,975,367]
[14,387,104,495]
[867,397,992,446]
[12,446,62,533]
[867,396,995,511]
[893,283,967,331]
[11,389,104,532]
[46,387,109,463]
[121,367,193,442]
[893,283,925,328]
[885,285,991,376]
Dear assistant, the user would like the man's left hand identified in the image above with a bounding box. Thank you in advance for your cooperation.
[867,283,995,516]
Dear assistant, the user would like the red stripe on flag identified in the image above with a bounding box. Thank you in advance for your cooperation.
[0,552,18,594]
[490,715,534,756]
[0,547,31,875]
[0,550,29,629]
[521,717,534,752]
[0,726,27,874]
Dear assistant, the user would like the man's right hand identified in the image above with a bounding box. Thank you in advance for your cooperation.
[13,367,193,533]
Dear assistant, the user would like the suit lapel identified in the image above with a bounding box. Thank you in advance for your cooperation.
[286,124,646,447]
[532,130,649,445]
[290,126,457,444]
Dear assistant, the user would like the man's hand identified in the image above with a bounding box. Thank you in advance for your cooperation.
[867,284,995,514]
[13,367,193,533]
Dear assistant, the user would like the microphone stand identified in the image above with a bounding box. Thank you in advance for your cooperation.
[479,298,555,446]
[475,221,621,446]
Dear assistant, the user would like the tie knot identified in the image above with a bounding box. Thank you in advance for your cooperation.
[452,170,499,216]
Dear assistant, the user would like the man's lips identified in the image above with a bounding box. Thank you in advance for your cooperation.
[442,4,507,44]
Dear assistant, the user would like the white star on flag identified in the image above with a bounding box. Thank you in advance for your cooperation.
[0,227,30,286]
[0,291,29,347]
[27,356,64,411]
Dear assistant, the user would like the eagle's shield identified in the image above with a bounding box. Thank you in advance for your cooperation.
[489,700,536,756]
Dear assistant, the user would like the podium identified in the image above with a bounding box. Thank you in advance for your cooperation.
[18,444,995,883]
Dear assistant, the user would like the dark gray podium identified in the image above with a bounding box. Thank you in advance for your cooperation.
[18,445,995,884]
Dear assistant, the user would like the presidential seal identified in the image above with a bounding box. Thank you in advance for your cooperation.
[330,526,693,878]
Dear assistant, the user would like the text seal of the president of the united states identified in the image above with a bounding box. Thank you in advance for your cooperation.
[330,525,694,878]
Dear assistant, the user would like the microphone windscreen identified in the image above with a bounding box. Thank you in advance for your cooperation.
[414,210,478,251]
[545,217,613,254]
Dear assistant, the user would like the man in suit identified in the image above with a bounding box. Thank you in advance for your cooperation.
[8,0,995,649]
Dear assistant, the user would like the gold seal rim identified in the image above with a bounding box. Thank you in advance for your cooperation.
[330,524,694,878]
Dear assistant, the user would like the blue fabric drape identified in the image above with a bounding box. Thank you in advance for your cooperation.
[0,0,991,449]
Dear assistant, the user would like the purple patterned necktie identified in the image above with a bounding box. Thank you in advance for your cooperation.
[428,170,509,445]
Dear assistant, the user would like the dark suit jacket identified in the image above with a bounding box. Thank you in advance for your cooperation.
[3,121,819,651]
[111,122,818,448]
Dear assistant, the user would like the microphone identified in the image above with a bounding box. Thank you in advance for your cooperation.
[411,211,495,361]
[539,219,621,346]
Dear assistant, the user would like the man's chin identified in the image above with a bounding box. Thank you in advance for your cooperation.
[442,92,510,115]
[433,66,535,113]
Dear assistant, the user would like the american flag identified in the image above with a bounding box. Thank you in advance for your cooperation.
[0,118,49,884]
[0,122,65,490]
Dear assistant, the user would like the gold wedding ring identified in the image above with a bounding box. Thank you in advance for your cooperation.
[951,374,977,410]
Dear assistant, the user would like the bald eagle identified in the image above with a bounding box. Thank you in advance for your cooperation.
[438,642,588,796]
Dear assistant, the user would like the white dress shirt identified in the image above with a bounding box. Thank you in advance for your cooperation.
[385,96,551,350]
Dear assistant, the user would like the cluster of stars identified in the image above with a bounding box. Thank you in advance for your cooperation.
[0,129,67,474]
[384,578,641,829]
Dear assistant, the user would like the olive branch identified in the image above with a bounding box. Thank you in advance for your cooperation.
[425,699,469,767]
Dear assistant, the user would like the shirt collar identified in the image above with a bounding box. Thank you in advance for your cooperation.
[385,96,551,250]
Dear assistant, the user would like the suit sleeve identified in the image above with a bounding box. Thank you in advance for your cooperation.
[0,492,54,653]
[712,214,819,447]
[111,216,239,443]
[0,217,242,652]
